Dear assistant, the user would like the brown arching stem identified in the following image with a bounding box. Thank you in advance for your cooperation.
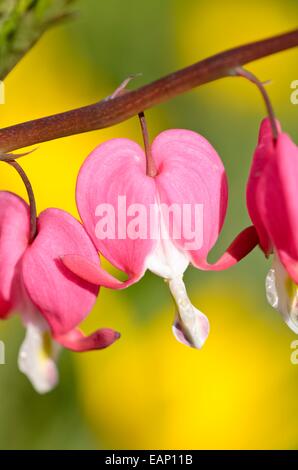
[138,112,157,177]
[233,67,279,141]
[0,29,297,153]
[7,160,37,242]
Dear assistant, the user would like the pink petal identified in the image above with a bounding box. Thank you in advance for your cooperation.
[151,129,228,265]
[21,209,99,336]
[56,327,120,352]
[0,296,11,319]
[257,117,281,145]
[261,132,298,281]
[246,118,280,255]
[0,192,30,316]
[278,250,298,285]
[195,226,259,270]
[76,138,158,280]
[62,254,140,288]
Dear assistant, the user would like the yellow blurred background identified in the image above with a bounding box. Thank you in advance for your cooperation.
[0,0,297,449]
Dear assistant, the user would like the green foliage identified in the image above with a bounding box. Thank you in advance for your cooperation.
[0,0,76,80]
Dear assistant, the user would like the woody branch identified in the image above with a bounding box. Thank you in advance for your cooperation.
[0,28,297,153]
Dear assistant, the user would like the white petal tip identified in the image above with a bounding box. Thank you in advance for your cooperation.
[265,268,279,309]
[18,323,60,394]
[18,355,59,394]
[266,258,298,335]
[172,309,210,349]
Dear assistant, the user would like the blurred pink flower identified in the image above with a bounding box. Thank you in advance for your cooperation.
[247,118,298,333]
[0,191,120,393]
[63,129,257,349]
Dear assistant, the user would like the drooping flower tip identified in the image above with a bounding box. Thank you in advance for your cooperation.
[173,309,210,350]
[93,327,121,348]
[56,327,121,352]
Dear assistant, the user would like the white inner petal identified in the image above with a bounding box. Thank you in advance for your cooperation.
[169,276,210,349]
[265,254,298,334]
[18,315,60,394]
[145,200,209,348]
[146,203,189,279]
[265,268,279,309]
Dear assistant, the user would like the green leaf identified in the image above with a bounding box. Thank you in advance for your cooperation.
[0,0,77,80]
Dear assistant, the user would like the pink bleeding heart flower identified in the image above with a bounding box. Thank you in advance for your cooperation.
[0,191,120,393]
[63,129,257,349]
[247,117,298,333]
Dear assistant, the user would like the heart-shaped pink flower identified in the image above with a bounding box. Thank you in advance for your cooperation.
[63,129,257,349]
[0,191,120,393]
[247,118,298,333]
